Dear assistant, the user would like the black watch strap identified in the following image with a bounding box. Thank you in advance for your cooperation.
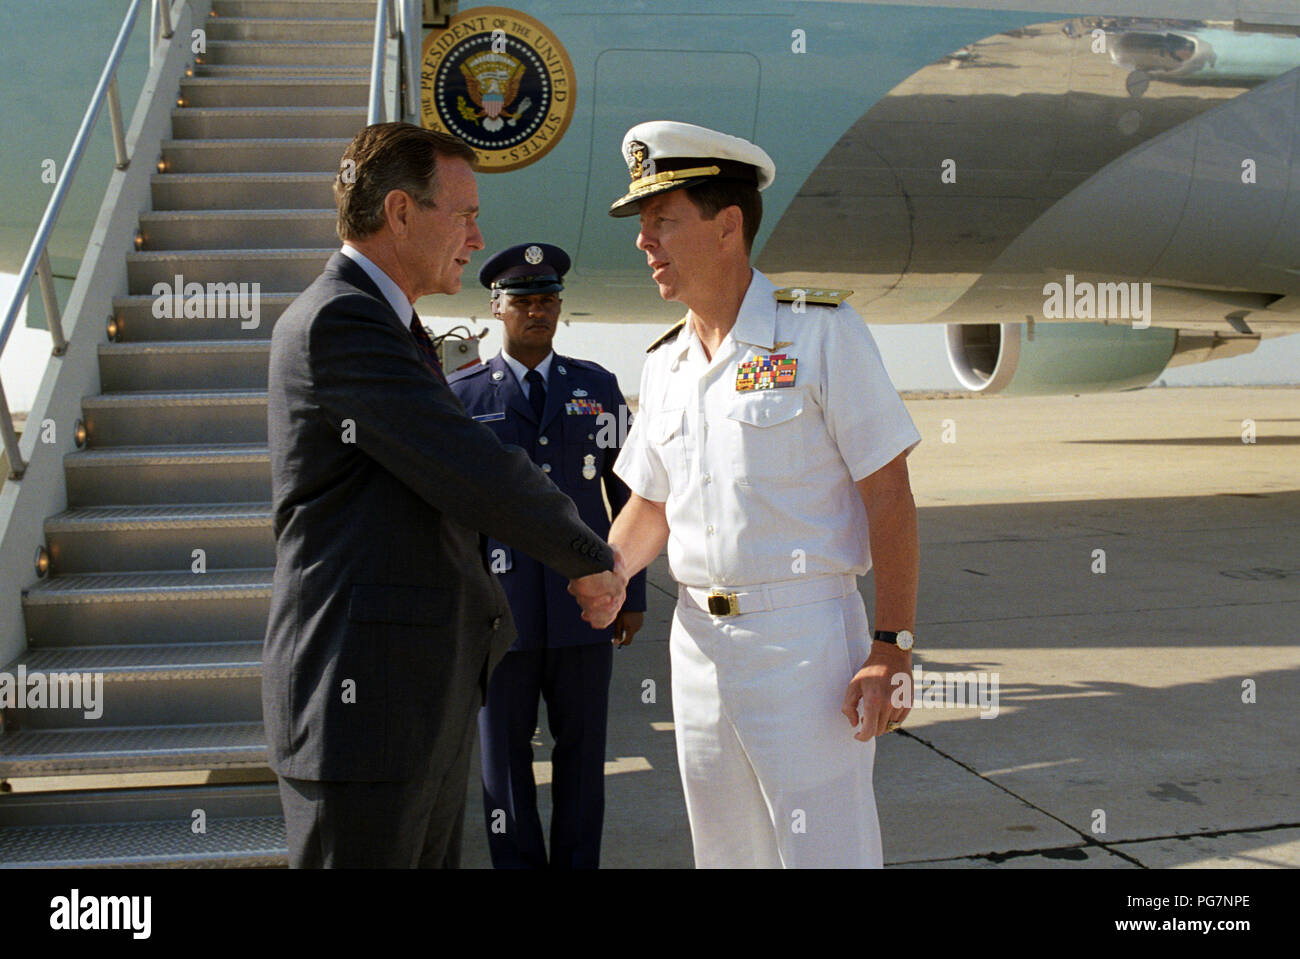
[874,630,899,645]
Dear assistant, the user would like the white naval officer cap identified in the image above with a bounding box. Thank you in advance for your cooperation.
[608,120,776,218]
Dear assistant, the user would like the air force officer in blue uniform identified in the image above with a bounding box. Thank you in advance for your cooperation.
[449,243,647,868]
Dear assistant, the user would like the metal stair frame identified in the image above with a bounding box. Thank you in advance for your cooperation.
[0,0,215,665]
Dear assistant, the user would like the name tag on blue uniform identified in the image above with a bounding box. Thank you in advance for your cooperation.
[473,412,506,423]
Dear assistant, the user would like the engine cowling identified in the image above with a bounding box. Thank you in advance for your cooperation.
[945,322,1258,395]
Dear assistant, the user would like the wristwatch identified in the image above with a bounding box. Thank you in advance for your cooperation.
[873,629,914,651]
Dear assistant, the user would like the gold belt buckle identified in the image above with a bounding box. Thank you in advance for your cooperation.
[706,591,739,616]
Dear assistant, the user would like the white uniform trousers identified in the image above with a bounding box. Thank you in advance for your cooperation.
[669,576,883,868]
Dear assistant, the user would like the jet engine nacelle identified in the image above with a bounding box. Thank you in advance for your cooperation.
[945,322,1258,395]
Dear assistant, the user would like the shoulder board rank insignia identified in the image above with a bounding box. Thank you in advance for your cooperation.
[646,318,687,353]
[773,287,854,307]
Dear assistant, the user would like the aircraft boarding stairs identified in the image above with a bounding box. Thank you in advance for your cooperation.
[0,0,386,867]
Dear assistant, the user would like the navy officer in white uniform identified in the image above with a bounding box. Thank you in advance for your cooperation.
[605,122,922,868]
[449,242,647,868]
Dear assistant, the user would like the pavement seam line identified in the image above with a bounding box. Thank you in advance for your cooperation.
[893,728,1148,868]
[1104,820,1300,846]
[889,843,1105,867]
[888,820,1300,867]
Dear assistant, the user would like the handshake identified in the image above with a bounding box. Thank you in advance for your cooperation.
[567,546,628,630]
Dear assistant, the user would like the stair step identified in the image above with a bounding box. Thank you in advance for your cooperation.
[0,815,286,868]
[63,444,271,507]
[178,76,368,108]
[112,293,296,341]
[204,16,372,43]
[0,722,268,777]
[127,245,331,292]
[157,138,349,174]
[11,641,262,680]
[0,780,277,825]
[190,63,368,79]
[0,784,285,868]
[22,569,273,606]
[21,569,273,648]
[82,390,268,447]
[45,503,274,574]
[99,340,271,391]
[212,0,377,17]
[152,171,336,210]
[170,106,365,138]
[3,642,263,728]
[198,40,371,68]
[138,208,337,250]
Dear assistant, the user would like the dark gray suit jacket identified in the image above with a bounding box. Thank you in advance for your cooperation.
[264,252,613,782]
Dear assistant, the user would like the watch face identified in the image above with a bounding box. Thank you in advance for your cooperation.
[897,630,914,651]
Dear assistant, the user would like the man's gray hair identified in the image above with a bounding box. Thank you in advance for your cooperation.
[334,122,478,242]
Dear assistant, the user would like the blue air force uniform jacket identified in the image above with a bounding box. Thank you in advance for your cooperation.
[449,352,647,650]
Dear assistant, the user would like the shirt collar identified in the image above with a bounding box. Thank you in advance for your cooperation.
[730,268,777,351]
[501,349,554,388]
[668,268,775,370]
[340,244,413,323]
[663,315,693,367]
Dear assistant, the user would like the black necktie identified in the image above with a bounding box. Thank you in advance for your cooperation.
[409,313,447,385]
[525,368,546,422]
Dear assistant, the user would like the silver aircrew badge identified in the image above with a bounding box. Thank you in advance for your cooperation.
[524,244,544,264]
[582,454,597,480]
[572,388,588,397]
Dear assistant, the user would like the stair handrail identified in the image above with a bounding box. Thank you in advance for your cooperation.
[0,0,180,480]
[368,0,396,125]
[369,0,424,126]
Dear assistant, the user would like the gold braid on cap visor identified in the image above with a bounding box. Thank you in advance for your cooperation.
[624,165,722,197]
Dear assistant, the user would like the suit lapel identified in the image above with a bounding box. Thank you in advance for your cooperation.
[326,251,408,333]
[490,353,535,424]
[538,356,567,433]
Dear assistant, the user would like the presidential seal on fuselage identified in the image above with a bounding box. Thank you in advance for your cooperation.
[419,7,575,173]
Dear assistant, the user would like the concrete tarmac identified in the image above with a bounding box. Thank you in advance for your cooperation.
[460,386,1299,869]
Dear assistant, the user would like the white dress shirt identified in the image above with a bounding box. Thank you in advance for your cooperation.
[615,268,921,588]
[340,243,414,322]
[502,349,555,399]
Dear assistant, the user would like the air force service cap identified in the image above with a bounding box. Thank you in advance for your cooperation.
[478,242,571,295]
[608,120,776,217]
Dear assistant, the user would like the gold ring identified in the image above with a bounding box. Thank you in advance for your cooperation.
[886,721,903,732]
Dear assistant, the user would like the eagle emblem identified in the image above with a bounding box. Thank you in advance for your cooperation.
[458,51,531,132]
[625,140,655,180]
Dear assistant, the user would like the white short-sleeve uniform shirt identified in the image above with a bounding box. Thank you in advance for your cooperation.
[615,269,921,590]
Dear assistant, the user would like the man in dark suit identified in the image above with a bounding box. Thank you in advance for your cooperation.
[263,123,626,868]
[449,243,646,868]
